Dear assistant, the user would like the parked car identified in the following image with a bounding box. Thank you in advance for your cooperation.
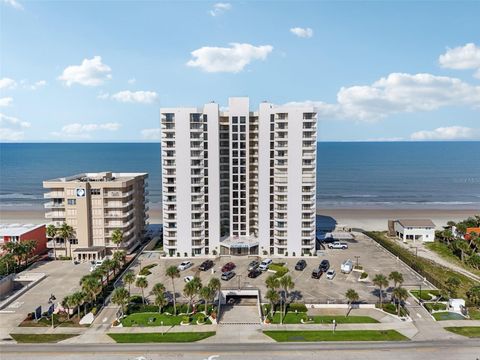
[248,268,262,278]
[221,262,236,272]
[326,269,336,280]
[199,260,214,271]
[248,260,260,271]
[89,259,104,272]
[311,267,323,279]
[178,261,193,271]
[221,271,235,281]
[328,242,348,250]
[295,260,307,271]
[340,259,353,274]
[258,258,273,271]
[184,275,194,283]
[320,259,330,272]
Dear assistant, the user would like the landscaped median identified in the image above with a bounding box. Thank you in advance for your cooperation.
[268,312,378,324]
[263,330,408,342]
[108,332,216,343]
[444,327,480,338]
[9,333,79,343]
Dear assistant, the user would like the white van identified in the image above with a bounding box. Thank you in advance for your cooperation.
[340,259,353,274]
[259,258,273,271]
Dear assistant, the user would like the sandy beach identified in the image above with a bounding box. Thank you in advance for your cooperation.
[1,207,477,231]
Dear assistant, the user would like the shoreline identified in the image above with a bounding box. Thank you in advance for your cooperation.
[1,208,477,231]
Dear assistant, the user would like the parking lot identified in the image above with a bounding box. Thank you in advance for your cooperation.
[0,260,90,335]
[127,232,433,305]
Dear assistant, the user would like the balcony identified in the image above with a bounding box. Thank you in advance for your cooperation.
[104,200,134,208]
[44,191,65,199]
[47,240,66,248]
[105,190,134,198]
[104,209,134,218]
[44,202,65,209]
[45,211,66,219]
[105,219,134,228]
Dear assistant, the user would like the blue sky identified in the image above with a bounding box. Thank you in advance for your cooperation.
[1,0,479,142]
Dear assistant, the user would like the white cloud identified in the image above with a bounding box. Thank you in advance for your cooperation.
[110,90,158,104]
[290,27,314,38]
[187,43,273,73]
[29,80,47,90]
[3,0,23,10]
[439,43,480,78]
[58,56,112,87]
[0,113,30,141]
[286,72,480,121]
[209,2,231,16]
[51,122,120,139]
[410,126,480,141]
[0,77,17,90]
[0,97,13,107]
[127,77,136,84]
[141,128,161,140]
[0,113,30,128]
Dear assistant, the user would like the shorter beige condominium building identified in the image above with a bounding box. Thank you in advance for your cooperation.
[43,171,148,261]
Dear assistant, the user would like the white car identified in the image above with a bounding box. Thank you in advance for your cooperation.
[326,269,336,280]
[178,261,193,271]
[184,276,194,283]
[328,242,348,250]
[341,259,353,274]
[258,258,273,271]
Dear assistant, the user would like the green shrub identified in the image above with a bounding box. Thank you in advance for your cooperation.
[424,302,447,312]
[182,315,190,324]
[269,264,289,278]
[129,295,143,304]
[360,272,368,279]
[139,264,157,276]
[287,303,308,313]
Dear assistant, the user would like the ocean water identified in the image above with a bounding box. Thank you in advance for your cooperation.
[0,142,479,210]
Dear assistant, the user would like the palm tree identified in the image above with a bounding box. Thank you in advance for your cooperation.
[388,271,404,289]
[265,289,280,319]
[46,224,58,260]
[154,291,168,314]
[452,239,472,262]
[151,282,166,312]
[111,287,130,318]
[81,275,102,305]
[62,295,72,319]
[22,240,37,266]
[166,265,180,315]
[111,259,121,277]
[123,271,135,294]
[466,285,480,306]
[102,259,115,282]
[58,222,75,259]
[445,276,461,298]
[111,229,123,249]
[183,277,202,314]
[345,289,359,317]
[113,250,126,266]
[199,286,215,315]
[392,287,409,316]
[2,242,21,267]
[373,274,389,307]
[208,277,221,314]
[70,291,85,319]
[278,275,294,324]
[265,275,279,290]
[135,277,148,305]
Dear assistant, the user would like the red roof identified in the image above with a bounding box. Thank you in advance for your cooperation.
[465,227,480,240]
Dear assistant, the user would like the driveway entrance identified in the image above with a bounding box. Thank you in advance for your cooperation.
[217,288,262,324]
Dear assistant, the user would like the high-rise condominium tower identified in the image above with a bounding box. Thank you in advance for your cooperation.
[161,97,316,257]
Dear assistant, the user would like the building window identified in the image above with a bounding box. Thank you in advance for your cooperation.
[67,199,76,205]
[90,189,100,195]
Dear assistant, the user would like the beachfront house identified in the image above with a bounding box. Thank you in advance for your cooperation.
[392,219,435,243]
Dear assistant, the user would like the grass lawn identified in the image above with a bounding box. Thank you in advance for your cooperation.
[269,312,378,324]
[410,290,441,301]
[433,312,466,321]
[263,330,408,342]
[468,307,480,320]
[424,302,447,312]
[10,333,78,343]
[19,314,86,328]
[444,327,480,338]
[425,242,480,277]
[122,312,211,326]
[108,332,215,343]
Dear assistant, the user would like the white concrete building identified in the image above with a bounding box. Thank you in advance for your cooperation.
[160,97,317,257]
[393,219,435,243]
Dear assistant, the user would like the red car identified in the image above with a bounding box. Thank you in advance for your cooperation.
[221,262,236,272]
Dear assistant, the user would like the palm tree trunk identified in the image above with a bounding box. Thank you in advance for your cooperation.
[141,289,145,305]
[172,278,177,316]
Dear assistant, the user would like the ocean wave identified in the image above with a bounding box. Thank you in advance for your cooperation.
[0,193,42,200]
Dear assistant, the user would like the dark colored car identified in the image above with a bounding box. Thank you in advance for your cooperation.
[199,260,214,271]
[248,260,260,271]
[221,262,236,273]
[221,271,235,281]
[248,268,262,278]
[320,259,330,272]
[311,268,323,279]
[295,260,307,271]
